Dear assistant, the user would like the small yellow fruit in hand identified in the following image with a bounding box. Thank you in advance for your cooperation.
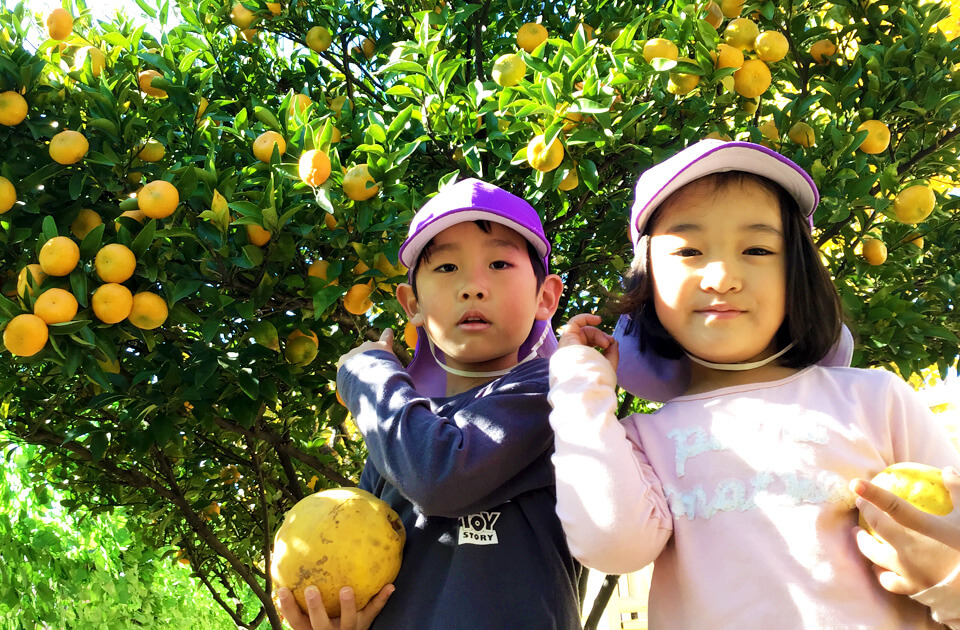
[128,291,169,329]
[138,180,180,219]
[39,236,80,276]
[643,38,679,63]
[306,26,332,52]
[0,176,15,213]
[138,70,167,98]
[893,185,936,224]
[859,463,954,539]
[95,243,137,283]
[0,91,28,126]
[517,22,548,53]
[3,314,48,357]
[298,149,331,187]
[33,288,78,324]
[46,8,73,40]
[343,165,379,201]
[492,53,526,87]
[253,130,286,163]
[49,130,89,165]
[857,120,890,154]
[526,134,564,172]
[92,283,134,324]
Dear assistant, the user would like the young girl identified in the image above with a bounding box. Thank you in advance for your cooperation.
[549,139,960,628]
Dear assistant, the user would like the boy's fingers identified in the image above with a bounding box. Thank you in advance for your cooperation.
[304,585,332,628]
[277,588,311,630]
[359,585,395,626]
[380,328,394,345]
[337,586,357,629]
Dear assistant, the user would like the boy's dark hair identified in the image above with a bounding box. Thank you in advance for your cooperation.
[610,172,843,369]
[410,220,548,297]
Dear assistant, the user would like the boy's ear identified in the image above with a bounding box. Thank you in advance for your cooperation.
[396,283,424,326]
[534,274,564,321]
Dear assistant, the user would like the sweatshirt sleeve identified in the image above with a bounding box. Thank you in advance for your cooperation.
[548,345,673,575]
[337,350,555,518]
[912,561,960,629]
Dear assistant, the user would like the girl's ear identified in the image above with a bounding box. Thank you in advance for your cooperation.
[534,274,564,321]
[396,283,424,326]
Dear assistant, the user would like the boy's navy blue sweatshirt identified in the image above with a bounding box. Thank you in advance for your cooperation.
[337,350,582,630]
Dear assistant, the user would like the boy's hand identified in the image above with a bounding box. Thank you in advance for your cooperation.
[557,314,619,371]
[337,329,396,370]
[851,467,960,594]
[277,584,394,630]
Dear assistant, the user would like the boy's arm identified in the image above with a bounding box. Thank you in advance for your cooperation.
[548,344,672,575]
[337,349,555,518]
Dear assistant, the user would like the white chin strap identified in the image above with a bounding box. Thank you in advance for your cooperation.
[425,324,550,379]
[685,342,795,371]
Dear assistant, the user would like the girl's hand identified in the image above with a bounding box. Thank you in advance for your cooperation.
[277,584,395,630]
[557,314,619,371]
[851,467,960,595]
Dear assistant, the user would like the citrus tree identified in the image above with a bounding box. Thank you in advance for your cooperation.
[0,0,958,627]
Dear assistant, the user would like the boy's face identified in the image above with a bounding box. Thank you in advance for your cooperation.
[648,177,787,365]
[397,221,559,376]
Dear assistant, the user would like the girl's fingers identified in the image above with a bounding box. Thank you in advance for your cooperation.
[336,586,357,629]
[304,586,332,629]
[358,584,395,628]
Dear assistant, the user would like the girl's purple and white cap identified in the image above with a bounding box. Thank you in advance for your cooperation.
[399,178,557,397]
[615,139,852,402]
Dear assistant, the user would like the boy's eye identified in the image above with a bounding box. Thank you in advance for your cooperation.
[673,247,701,257]
[433,263,457,273]
[490,260,511,270]
[744,247,775,256]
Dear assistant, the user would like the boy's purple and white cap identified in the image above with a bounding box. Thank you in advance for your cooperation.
[615,139,852,402]
[399,178,557,397]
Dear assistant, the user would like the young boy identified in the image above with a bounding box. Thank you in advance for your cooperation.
[282,178,581,629]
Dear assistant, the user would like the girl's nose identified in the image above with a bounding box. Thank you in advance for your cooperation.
[700,260,741,293]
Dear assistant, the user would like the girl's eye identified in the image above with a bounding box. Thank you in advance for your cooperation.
[673,247,701,257]
[744,247,774,256]
[490,260,511,270]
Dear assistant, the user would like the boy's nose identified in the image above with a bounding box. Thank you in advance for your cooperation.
[700,261,741,293]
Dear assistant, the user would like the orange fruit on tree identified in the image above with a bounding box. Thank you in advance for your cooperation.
[526,134,564,172]
[246,223,272,246]
[266,2,282,15]
[138,139,165,162]
[253,130,286,163]
[893,184,936,224]
[343,164,379,200]
[492,53,526,87]
[115,209,146,231]
[856,119,891,154]
[719,0,745,18]
[788,121,816,147]
[289,93,313,118]
[810,39,837,64]
[128,291,169,329]
[288,329,319,345]
[306,26,332,52]
[39,236,80,276]
[285,334,319,366]
[557,165,579,191]
[95,243,137,283]
[46,8,73,40]
[49,130,89,165]
[74,46,106,77]
[298,149,331,187]
[724,17,760,51]
[861,236,887,265]
[0,91,28,126]
[403,321,418,349]
[328,95,351,118]
[92,283,134,324]
[667,58,700,95]
[17,264,47,298]
[733,59,772,99]
[138,180,179,219]
[713,43,744,69]
[643,38,679,63]
[231,2,256,28]
[359,37,375,59]
[3,314,48,357]
[33,288,78,324]
[755,31,789,62]
[343,281,374,315]
[0,175,15,213]
[517,22,548,53]
[138,70,167,98]
[758,119,780,141]
[308,260,338,285]
[702,1,724,28]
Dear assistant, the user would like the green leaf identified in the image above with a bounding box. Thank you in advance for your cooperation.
[78,223,105,258]
[41,215,58,241]
[130,219,157,257]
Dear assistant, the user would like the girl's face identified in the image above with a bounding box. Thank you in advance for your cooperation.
[648,177,787,366]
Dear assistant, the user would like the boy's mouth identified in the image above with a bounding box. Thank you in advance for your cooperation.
[457,312,490,328]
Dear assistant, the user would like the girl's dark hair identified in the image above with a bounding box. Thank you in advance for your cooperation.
[410,220,547,297]
[609,172,843,369]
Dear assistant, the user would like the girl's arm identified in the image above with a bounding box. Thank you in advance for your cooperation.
[548,315,672,575]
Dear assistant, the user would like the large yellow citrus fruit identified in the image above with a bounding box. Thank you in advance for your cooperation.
[861,236,887,265]
[138,70,167,98]
[3,314,48,357]
[246,223,272,246]
[724,17,760,51]
[92,283,134,324]
[39,236,80,276]
[306,25,332,52]
[343,164,379,201]
[0,176,15,213]
[343,281,374,315]
[128,291,169,329]
[492,53,526,87]
[754,31,789,62]
[298,150,331,187]
[271,487,405,618]
[668,58,700,95]
[46,8,73,40]
[643,38,679,63]
[138,139,165,162]
[893,185,936,224]
[253,130,286,163]
[733,59,772,99]
[17,264,47,298]
[810,39,837,64]
[0,91,28,126]
[49,130,89,165]
[517,22,548,53]
[859,463,953,539]
[719,0,745,18]
[33,288,78,324]
[138,180,179,219]
[857,120,891,155]
[95,243,137,283]
[74,46,106,77]
[788,121,816,147]
[231,2,256,28]
[526,134,564,172]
